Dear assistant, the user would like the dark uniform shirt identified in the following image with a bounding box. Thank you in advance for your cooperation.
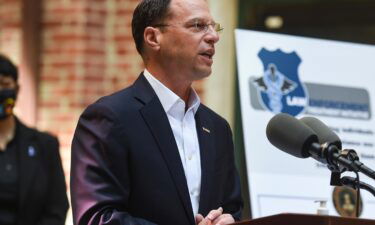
[0,138,18,225]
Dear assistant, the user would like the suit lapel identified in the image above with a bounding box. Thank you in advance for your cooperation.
[16,120,39,210]
[134,75,195,224]
[195,107,216,216]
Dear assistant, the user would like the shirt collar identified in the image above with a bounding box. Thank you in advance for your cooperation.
[143,69,201,117]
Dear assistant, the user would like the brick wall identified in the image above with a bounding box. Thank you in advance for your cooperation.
[38,0,147,187]
[0,0,22,62]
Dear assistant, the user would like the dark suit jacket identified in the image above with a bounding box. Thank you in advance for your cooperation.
[71,74,243,225]
[14,118,69,225]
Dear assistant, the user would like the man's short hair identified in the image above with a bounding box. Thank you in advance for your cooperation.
[131,0,171,55]
[0,54,18,82]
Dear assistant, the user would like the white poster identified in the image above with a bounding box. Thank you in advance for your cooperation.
[235,29,375,219]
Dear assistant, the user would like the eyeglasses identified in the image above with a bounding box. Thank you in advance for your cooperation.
[153,19,224,34]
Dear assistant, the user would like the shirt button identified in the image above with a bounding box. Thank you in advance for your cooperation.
[190,189,198,196]
[188,155,192,160]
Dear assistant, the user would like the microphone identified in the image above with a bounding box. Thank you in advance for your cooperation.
[300,117,341,149]
[266,113,350,167]
[299,116,344,170]
[300,116,375,179]
[266,113,318,159]
[266,113,375,180]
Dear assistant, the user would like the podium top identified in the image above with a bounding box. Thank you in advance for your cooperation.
[233,213,375,225]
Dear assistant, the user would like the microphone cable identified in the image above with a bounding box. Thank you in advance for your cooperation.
[355,171,360,218]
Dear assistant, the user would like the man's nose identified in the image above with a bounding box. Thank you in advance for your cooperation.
[204,27,220,44]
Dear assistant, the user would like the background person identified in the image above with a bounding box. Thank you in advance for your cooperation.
[0,54,69,225]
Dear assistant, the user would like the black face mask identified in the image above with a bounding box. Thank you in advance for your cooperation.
[0,89,16,120]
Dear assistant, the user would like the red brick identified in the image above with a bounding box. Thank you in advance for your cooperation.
[116,9,134,15]
[52,33,92,42]
[40,74,61,82]
[114,35,133,42]
[39,101,60,108]
[50,62,77,68]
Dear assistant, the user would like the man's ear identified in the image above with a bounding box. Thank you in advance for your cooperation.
[144,27,162,51]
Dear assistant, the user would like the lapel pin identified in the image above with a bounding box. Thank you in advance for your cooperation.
[202,127,210,133]
[28,146,36,157]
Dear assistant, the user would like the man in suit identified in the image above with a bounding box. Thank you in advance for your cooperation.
[0,54,69,225]
[70,0,243,224]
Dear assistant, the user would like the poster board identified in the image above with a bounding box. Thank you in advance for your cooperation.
[235,29,375,219]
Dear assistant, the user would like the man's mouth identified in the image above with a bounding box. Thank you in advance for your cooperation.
[199,49,215,61]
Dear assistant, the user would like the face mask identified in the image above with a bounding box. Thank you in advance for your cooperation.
[0,89,16,120]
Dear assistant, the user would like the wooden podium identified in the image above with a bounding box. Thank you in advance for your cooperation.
[232,213,375,225]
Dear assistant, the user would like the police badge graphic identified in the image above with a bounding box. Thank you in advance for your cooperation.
[250,48,308,116]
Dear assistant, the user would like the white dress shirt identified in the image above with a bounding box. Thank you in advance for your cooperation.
[144,69,202,217]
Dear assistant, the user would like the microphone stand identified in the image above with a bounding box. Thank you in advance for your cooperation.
[341,176,375,197]
[324,146,368,218]
[330,170,362,218]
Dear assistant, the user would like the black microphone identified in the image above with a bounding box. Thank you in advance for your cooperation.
[265,113,330,161]
[300,117,341,149]
[266,113,348,166]
[267,114,375,180]
[300,116,375,179]
[266,113,318,159]
[299,116,344,168]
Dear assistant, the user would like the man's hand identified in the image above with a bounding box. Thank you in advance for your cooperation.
[195,214,211,225]
[211,213,235,225]
[195,207,235,225]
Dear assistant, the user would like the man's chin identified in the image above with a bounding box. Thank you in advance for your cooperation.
[194,67,212,80]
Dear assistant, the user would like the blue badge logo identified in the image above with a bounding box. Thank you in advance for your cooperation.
[252,48,308,116]
[28,146,36,157]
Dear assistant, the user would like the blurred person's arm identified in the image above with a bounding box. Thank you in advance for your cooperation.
[37,135,69,225]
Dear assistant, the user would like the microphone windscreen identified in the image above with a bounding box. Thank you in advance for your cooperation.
[266,113,318,158]
[300,117,342,149]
